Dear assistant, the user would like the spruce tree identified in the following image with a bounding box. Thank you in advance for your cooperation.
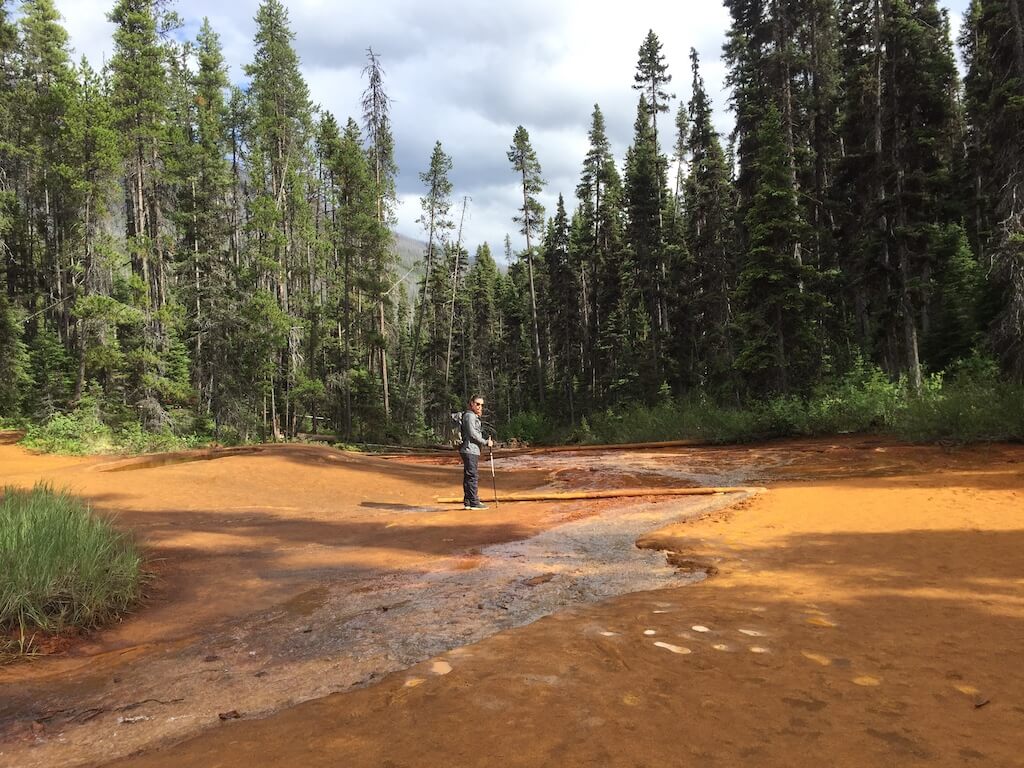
[361,47,398,418]
[623,96,665,389]
[543,195,579,419]
[631,31,672,340]
[465,244,501,405]
[832,0,881,358]
[108,0,173,310]
[575,104,621,399]
[16,0,89,415]
[680,49,738,392]
[320,115,377,438]
[65,58,121,402]
[0,291,29,415]
[181,19,235,425]
[735,104,825,394]
[880,0,961,389]
[961,0,1024,378]
[632,30,673,165]
[0,3,15,285]
[508,125,546,402]
[244,0,315,437]
[406,141,454,418]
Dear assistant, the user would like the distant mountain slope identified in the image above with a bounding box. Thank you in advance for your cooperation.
[388,232,505,303]
[392,233,426,301]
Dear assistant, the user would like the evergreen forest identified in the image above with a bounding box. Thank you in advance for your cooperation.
[1,0,1022,451]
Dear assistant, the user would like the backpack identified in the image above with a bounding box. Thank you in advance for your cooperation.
[450,411,464,447]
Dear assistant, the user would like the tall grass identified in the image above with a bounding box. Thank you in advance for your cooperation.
[0,485,143,648]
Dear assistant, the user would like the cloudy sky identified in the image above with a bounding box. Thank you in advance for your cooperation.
[54,0,969,259]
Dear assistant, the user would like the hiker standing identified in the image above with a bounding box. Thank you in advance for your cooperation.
[460,395,493,510]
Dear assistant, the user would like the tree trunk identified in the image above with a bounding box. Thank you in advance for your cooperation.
[444,197,468,385]
[521,169,545,404]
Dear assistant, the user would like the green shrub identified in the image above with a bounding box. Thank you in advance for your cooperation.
[574,356,1023,446]
[503,410,567,444]
[586,398,766,445]
[0,485,143,649]
[894,356,1024,442]
[21,396,115,454]
[114,422,206,454]
[20,388,210,456]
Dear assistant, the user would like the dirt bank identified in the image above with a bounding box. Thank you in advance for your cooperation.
[2,438,1023,767]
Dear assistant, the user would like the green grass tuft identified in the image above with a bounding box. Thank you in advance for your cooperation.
[0,485,143,654]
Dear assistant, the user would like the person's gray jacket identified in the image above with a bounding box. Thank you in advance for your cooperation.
[460,411,488,455]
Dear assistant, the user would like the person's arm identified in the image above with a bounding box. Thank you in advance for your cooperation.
[467,413,489,447]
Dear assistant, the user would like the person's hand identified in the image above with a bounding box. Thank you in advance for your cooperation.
[487,437,493,448]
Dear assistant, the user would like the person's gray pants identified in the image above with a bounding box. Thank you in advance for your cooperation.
[461,452,479,506]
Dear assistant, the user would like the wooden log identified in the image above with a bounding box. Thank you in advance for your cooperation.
[436,486,751,503]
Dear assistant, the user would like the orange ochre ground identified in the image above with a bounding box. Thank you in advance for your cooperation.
[1,433,1023,767]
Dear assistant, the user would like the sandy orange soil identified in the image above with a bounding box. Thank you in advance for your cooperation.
[0,438,551,652]
[2,435,1023,767]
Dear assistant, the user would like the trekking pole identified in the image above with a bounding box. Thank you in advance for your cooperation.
[489,441,499,507]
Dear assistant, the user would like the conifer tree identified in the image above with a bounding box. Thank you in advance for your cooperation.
[180,19,234,423]
[406,141,454,416]
[632,30,673,165]
[443,196,470,389]
[631,31,672,339]
[543,195,578,418]
[0,291,29,414]
[0,3,15,289]
[244,0,315,437]
[832,0,886,358]
[465,243,501,404]
[579,115,628,403]
[962,0,1024,378]
[508,125,546,402]
[679,49,738,391]
[623,96,665,387]
[879,0,961,390]
[312,113,372,437]
[361,47,398,417]
[575,104,621,397]
[735,104,825,394]
[108,0,173,315]
[671,101,689,210]
[723,0,771,236]
[65,58,121,402]
[16,0,93,415]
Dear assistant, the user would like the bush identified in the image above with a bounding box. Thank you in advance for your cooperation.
[114,422,206,454]
[21,396,115,454]
[894,355,1024,443]
[503,410,568,444]
[0,485,143,649]
[574,356,1024,446]
[20,388,210,455]
[586,398,766,445]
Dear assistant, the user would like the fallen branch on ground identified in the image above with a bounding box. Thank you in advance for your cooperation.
[435,486,752,503]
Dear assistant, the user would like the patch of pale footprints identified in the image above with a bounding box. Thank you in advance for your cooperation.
[598,603,889,688]
[399,601,982,703]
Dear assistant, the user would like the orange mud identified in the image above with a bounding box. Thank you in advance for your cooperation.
[0,439,555,651]
[1,436,1023,767]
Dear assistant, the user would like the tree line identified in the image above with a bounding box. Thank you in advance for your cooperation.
[0,0,1021,446]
